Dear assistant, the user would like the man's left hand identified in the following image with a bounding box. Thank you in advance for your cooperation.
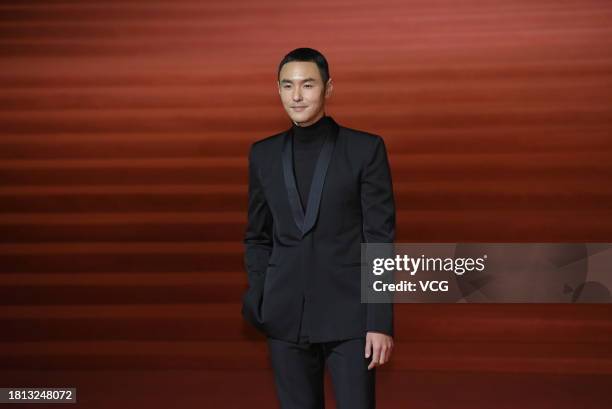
[365,331,394,370]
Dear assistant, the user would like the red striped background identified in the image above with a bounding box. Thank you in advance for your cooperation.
[1,0,611,408]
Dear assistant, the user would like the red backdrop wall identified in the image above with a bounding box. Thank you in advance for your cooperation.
[0,0,611,408]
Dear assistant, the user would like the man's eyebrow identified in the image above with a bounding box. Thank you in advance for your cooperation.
[280,78,317,84]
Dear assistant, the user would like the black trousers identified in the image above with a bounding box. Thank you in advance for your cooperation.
[266,336,376,409]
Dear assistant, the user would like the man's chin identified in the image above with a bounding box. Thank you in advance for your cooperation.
[288,112,318,126]
[288,113,308,124]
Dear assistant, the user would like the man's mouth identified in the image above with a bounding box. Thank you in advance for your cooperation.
[291,106,307,111]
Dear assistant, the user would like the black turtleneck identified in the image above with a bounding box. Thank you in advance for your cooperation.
[292,115,333,210]
[290,114,334,343]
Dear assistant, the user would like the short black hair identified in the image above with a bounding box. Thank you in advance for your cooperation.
[277,47,330,86]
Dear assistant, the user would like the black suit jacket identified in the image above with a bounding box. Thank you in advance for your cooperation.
[241,116,396,343]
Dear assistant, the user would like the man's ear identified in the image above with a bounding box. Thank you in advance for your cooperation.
[325,78,333,98]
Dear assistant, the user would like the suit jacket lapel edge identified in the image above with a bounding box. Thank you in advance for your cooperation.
[282,129,306,233]
[302,119,339,236]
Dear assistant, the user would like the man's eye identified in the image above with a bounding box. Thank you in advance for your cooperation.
[304,84,313,88]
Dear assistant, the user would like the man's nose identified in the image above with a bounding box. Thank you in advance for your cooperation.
[292,89,302,101]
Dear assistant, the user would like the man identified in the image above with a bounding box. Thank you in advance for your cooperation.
[241,47,395,409]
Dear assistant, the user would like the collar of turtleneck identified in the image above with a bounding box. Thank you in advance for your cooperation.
[291,115,332,148]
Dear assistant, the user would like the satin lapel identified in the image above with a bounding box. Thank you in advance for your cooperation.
[301,119,339,236]
[282,129,305,233]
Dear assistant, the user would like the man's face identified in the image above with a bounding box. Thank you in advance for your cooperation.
[278,61,333,126]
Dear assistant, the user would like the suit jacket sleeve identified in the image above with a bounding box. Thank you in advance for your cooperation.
[243,144,274,291]
[361,135,396,337]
